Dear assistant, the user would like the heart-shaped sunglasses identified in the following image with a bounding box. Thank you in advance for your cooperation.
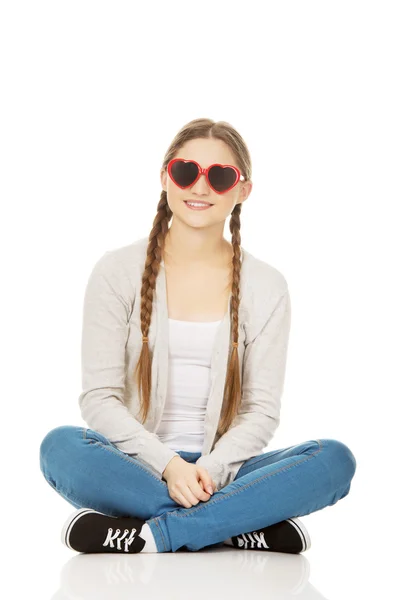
[167,158,244,194]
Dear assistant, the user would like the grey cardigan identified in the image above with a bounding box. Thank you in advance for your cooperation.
[78,236,291,491]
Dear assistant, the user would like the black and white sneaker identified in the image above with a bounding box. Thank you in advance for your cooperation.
[230,517,311,553]
[61,508,147,553]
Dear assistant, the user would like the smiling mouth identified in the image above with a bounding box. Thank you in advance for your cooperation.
[184,200,214,206]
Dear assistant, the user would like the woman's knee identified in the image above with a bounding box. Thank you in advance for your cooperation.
[320,438,357,481]
[39,425,83,470]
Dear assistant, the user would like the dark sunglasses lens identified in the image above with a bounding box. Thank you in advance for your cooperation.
[208,165,237,192]
[170,160,199,188]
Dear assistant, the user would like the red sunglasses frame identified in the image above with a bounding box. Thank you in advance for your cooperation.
[167,158,244,194]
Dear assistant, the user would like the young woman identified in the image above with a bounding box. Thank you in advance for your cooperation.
[39,117,357,554]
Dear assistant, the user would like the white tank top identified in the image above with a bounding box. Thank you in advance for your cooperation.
[156,318,222,452]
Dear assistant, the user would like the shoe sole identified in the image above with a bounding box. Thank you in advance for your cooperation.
[61,507,109,550]
[287,517,312,551]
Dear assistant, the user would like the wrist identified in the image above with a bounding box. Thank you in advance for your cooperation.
[162,455,182,477]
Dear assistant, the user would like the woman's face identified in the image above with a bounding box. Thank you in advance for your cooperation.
[160,137,252,227]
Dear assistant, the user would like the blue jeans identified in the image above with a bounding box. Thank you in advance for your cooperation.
[39,425,357,553]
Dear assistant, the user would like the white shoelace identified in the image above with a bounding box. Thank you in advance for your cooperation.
[103,527,138,552]
[236,531,269,549]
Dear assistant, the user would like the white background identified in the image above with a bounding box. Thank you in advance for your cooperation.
[1,1,398,598]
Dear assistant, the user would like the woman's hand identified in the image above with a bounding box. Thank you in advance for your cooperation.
[198,479,217,494]
[162,456,217,508]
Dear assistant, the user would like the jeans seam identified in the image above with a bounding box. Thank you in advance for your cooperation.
[239,448,290,471]
[82,427,168,488]
[237,443,311,475]
[156,439,324,522]
[154,518,168,551]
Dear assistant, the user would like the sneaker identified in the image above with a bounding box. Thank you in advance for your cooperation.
[230,517,311,553]
[61,508,147,553]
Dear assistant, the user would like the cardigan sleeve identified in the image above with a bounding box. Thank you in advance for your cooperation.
[78,251,180,479]
[195,288,291,491]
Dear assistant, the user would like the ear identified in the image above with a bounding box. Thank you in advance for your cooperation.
[240,180,252,203]
[235,180,252,206]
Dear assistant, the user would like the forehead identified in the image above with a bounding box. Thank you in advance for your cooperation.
[177,137,238,168]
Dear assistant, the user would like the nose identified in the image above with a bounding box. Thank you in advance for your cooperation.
[191,171,211,194]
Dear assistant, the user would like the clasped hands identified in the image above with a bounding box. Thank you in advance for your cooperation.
[162,455,217,508]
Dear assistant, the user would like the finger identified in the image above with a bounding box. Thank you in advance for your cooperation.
[185,485,202,505]
[198,479,210,496]
[196,469,214,495]
[189,480,210,502]
[199,475,214,496]
[199,478,215,494]
[174,484,199,507]
[173,490,192,509]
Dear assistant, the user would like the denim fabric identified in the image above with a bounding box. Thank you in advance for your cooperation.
[39,425,357,552]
